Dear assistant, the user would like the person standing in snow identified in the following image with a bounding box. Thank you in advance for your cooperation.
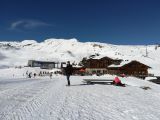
[33,73,36,78]
[65,61,73,86]
[50,72,52,79]
[28,72,32,78]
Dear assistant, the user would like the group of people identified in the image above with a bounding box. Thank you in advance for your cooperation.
[26,71,53,79]
[25,61,126,87]
[64,61,125,87]
[26,71,37,78]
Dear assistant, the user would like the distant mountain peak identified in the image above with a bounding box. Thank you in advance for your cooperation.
[0,38,159,75]
[44,38,79,43]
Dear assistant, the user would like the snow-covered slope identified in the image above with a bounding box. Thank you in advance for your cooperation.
[0,38,160,74]
[0,74,160,120]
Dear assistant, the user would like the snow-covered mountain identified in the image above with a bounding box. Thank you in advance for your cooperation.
[0,38,160,74]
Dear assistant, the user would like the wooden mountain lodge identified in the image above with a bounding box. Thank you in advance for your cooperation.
[83,56,151,77]
[84,57,122,74]
[107,60,151,77]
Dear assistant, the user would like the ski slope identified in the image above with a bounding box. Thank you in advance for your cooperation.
[0,74,160,120]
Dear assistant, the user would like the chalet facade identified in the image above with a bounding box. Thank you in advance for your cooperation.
[107,60,151,76]
[85,57,122,74]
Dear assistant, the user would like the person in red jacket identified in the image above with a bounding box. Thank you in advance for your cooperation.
[113,76,125,86]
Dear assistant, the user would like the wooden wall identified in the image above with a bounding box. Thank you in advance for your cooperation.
[107,61,150,76]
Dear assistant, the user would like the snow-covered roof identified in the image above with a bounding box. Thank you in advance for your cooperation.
[108,60,151,68]
[92,56,117,60]
[108,60,132,68]
[29,60,57,64]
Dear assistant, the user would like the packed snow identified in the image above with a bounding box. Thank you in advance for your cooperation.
[0,67,160,120]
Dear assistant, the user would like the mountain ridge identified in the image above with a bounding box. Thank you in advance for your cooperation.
[0,38,160,75]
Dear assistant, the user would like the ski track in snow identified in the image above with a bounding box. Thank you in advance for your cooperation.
[0,76,160,120]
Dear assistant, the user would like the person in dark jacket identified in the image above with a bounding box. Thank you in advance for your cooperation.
[65,61,73,86]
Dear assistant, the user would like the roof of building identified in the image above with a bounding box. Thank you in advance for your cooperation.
[108,60,151,68]
[92,56,116,60]
[29,60,58,63]
[108,60,131,68]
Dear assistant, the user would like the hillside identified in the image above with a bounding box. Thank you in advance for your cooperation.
[0,38,160,75]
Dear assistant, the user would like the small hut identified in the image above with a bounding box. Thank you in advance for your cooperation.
[28,60,57,69]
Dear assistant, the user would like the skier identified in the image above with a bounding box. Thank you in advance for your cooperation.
[26,71,28,77]
[65,61,73,86]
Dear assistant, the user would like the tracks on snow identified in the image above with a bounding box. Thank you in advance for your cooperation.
[0,78,59,120]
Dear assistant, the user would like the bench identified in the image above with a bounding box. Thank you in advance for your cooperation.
[83,79,114,85]
[155,76,160,80]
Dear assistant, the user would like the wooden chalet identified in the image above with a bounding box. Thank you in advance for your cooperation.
[107,60,151,77]
[84,57,122,74]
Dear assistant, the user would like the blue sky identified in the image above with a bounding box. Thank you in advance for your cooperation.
[1,0,160,44]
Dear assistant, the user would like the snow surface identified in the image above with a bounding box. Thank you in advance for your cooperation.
[0,67,160,120]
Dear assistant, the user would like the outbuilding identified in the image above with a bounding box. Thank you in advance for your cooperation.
[107,60,151,77]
